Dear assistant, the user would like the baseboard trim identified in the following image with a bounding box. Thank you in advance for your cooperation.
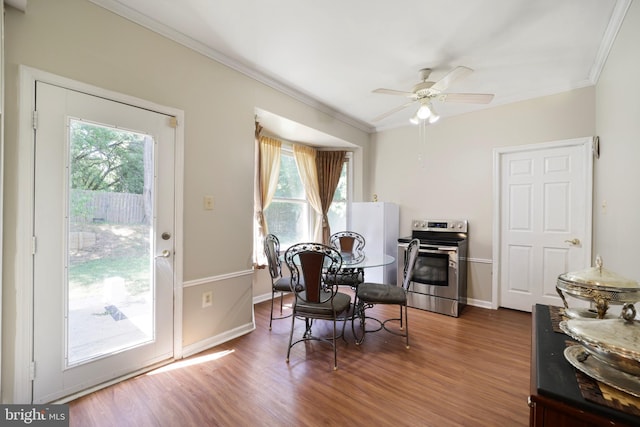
[466,298,493,310]
[181,322,255,358]
[253,293,272,305]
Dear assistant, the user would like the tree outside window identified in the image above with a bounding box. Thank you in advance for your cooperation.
[264,150,349,249]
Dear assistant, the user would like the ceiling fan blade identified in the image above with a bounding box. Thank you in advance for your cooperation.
[373,88,417,98]
[430,66,474,92]
[371,100,417,122]
[439,93,494,104]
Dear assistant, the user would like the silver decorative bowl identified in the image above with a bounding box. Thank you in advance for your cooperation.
[556,256,640,319]
[560,304,640,377]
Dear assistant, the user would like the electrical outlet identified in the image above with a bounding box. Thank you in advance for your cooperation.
[202,291,213,308]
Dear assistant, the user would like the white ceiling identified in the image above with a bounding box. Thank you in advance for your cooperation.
[88,0,630,139]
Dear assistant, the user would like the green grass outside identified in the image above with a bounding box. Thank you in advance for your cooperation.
[69,255,151,298]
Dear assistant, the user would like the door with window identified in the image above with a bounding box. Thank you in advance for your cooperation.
[32,82,176,403]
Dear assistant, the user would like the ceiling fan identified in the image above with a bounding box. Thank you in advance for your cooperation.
[372,66,494,123]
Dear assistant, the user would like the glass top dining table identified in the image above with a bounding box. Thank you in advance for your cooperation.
[281,252,395,269]
[339,253,395,269]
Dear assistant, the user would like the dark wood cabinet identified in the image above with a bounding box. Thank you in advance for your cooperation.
[530,304,639,427]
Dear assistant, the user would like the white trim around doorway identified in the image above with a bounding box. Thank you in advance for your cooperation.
[13,65,184,403]
[491,137,594,310]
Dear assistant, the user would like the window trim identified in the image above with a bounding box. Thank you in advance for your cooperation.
[265,143,353,248]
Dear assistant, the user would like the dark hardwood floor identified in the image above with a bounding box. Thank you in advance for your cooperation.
[69,294,532,426]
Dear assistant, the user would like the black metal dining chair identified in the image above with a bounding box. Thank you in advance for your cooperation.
[325,231,366,288]
[353,238,420,348]
[264,234,295,330]
[284,242,351,370]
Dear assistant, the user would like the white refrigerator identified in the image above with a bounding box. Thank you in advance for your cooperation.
[350,202,400,284]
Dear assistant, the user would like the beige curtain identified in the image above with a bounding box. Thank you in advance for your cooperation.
[252,123,282,267]
[293,144,323,242]
[316,151,346,244]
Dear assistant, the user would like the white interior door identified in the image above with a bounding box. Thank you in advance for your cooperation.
[32,82,176,403]
[496,138,593,312]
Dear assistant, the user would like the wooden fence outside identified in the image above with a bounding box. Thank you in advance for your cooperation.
[71,189,149,225]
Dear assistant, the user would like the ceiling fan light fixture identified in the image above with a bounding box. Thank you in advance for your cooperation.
[416,103,432,120]
[371,66,495,125]
[428,106,440,123]
[409,114,420,125]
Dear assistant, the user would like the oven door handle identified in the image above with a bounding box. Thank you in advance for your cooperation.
[417,247,457,254]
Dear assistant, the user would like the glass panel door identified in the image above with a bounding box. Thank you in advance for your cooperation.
[32,82,175,403]
[67,120,154,366]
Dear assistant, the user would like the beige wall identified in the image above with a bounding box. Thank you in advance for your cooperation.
[369,0,640,304]
[3,0,640,404]
[2,0,369,402]
[595,0,640,278]
[370,87,596,303]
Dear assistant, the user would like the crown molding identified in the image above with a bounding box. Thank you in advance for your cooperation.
[88,0,374,134]
[589,0,632,83]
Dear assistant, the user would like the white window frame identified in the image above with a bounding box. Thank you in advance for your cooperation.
[264,145,352,249]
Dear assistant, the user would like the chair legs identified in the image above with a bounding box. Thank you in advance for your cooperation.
[285,312,296,363]
[269,290,291,330]
[352,302,410,349]
[269,290,276,330]
[285,313,348,370]
[403,303,409,349]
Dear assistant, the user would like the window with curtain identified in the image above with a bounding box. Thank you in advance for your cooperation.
[327,157,348,233]
[264,146,350,249]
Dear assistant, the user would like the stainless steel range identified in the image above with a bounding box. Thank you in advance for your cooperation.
[397,219,468,317]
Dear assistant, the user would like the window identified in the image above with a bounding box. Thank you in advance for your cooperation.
[264,150,309,248]
[327,156,348,233]
[264,147,350,249]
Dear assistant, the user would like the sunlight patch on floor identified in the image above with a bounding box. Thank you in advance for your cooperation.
[146,349,236,375]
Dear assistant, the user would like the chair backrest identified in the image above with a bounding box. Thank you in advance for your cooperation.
[400,239,421,291]
[329,231,365,264]
[284,243,342,303]
[264,234,283,280]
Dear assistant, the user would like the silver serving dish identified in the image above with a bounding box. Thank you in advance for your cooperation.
[556,256,640,318]
[560,304,640,377]
[562,307,617,320]
[564,345,640,398]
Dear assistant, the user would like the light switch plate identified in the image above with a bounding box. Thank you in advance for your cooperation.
[203,196,214,210]
[202,291,213,308]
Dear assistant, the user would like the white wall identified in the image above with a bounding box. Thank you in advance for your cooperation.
[595,0,640,279]
[371,87,596,303]
[2,0,369,402]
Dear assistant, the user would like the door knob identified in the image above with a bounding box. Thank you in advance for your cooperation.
[564,238,581,246]
[156,249,171,258]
